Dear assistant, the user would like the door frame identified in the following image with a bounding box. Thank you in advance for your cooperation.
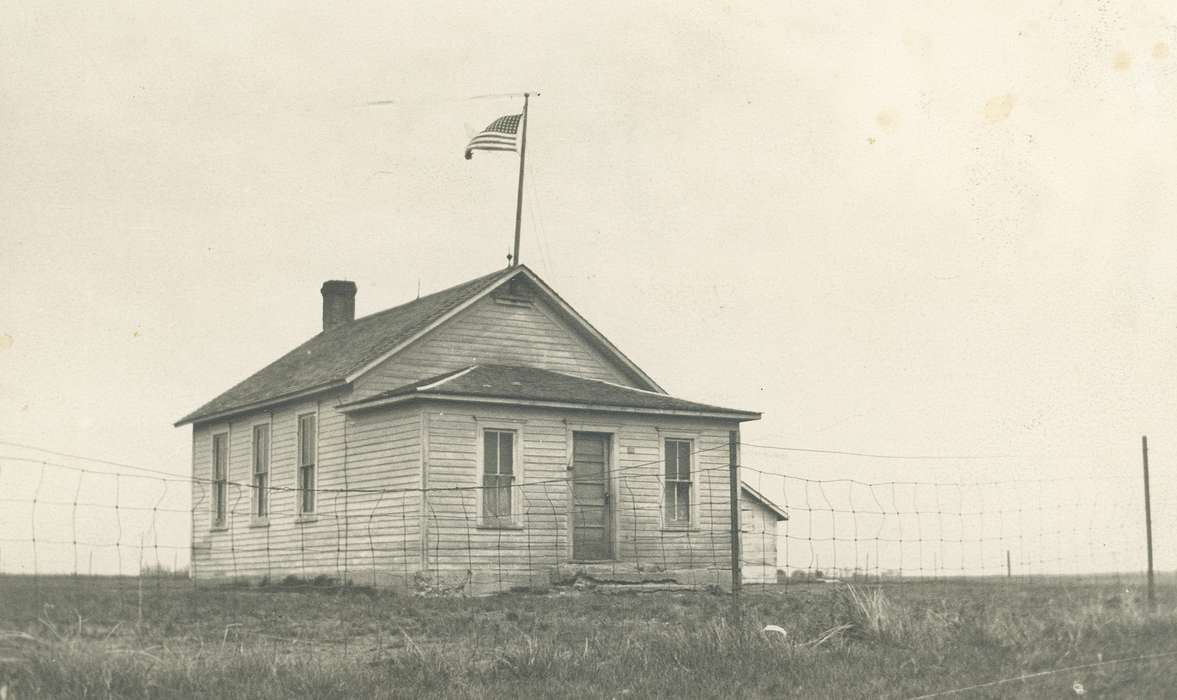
[565,424,620,562]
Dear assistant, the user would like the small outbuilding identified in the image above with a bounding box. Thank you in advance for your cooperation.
[739,481,789,584]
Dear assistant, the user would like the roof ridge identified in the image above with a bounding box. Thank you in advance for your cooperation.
[348,266,515,327]
[416,364,478,391]
[581,375,671,398]
[480,363,670,398]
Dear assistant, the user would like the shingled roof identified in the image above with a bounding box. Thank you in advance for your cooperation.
[338,364,761,420]
[175,267,513,425]
[176,265,669,426]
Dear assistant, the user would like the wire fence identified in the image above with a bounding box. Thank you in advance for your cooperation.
[0,436,1170,700]
[0,438,1166,607]
[0,449,743,595]
[742,469,1152,587]
[0,437,1162,700]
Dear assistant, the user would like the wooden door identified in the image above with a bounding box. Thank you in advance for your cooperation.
[571,432,611,560]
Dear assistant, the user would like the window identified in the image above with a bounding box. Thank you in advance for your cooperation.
[664,439,692,526]
[212,433,228,527]
[252,424,269,518]
[482,429,515,523]
[297,413,316,514]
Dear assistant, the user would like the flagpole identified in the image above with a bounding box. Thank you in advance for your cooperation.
[512,93,530,267]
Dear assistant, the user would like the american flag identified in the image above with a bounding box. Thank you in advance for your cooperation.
[464,114,522,160]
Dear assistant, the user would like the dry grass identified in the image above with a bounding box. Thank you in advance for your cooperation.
[1,575,1175,698]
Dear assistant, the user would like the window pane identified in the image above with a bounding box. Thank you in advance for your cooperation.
[664,483,676,522]
[483,474,513,520]
[298,415,315,467]
[256,474,267,516]
[666,440,691,480]
[297,420,305,466]
[482,476,496,519]
[484,477,503,520]
[499,481,512,517]
[305,420,311,465]
[213,435,227,479]
[309,415,316,442]
[254,426,269,474]
[676,483,691,522]
[483,475,498,519]
[301,464,314,513]
[499,432,514,476]
[484,431,499,475]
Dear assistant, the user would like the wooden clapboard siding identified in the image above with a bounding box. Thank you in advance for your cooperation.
[353,294,638,400]
[422,406,571,584]
[420,401,738,585]
[190,395,743,590]
[741,494,779,584]
[612,424,733,571]
[190,391,424,584]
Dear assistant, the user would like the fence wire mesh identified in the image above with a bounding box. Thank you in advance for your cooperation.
[0,438,1167,652]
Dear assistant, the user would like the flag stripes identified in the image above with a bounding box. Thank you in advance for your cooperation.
[465,114,522,159]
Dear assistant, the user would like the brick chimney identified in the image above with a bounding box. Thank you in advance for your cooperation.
[321,280,357,331]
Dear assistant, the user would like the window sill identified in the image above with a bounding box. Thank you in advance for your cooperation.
[249,519,270,529]
[661,525,700,532]
[209,525,229,533]
[295,514,318,524]
[476,522,524,531]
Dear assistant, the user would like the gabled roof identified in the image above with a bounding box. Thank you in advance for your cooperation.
[338,364,761,421]
[741,481,789,521]
[175,266,662,426]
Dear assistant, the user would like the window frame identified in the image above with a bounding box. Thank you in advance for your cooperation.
[297,412,317,516]
[211,431,229,530]
[476,423,524,528]
[251,421,271,522]
[661,436,695,529]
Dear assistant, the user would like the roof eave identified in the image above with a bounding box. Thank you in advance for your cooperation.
[339,391,761,422]
[740,481,789,521]
[174,380,349,427]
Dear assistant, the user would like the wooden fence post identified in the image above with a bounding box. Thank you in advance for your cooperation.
[729,430,741,595]
[1143,435,1155,611]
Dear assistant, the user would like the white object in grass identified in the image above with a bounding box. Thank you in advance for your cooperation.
[762,625,788,639]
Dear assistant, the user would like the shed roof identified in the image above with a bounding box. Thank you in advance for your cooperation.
[338,364,761,421]
[741,481,789,521]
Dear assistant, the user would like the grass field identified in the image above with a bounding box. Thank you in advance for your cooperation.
[1,575,1175,698]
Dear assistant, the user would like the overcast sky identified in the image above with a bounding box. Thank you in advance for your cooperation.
[2,2,1175,573]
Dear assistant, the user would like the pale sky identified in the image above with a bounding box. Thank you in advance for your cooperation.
[2,2,1175,574]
